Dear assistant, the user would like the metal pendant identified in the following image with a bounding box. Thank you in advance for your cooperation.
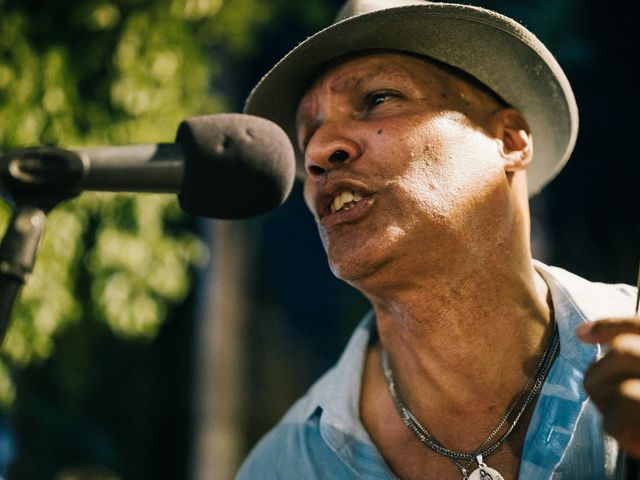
[467,465,505,480]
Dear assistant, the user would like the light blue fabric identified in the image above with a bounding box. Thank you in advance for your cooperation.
[237,262,636,479]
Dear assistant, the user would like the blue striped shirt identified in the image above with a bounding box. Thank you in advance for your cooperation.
[237,262,635,479]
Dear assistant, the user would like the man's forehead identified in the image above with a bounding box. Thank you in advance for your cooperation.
[298,51,508,121]
[308,53,439,93]
[296,52,445,120]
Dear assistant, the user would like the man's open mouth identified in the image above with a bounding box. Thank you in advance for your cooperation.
[329,190,364,213]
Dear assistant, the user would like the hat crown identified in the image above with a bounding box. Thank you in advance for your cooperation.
[336,0,430,22]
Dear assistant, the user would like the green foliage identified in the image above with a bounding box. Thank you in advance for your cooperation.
[0,0,280,409]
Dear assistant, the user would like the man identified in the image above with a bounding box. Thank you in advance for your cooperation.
[239,1,640,478]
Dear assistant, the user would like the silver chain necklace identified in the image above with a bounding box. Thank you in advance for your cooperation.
[380,321,559,480]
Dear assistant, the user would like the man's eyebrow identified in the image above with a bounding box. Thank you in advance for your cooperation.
[363,67,411,82]
[295,65,414,127]
[324,66,413,94]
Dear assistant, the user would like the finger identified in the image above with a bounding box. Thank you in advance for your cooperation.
[583,335,640,401]
[597,379,640,459]
[576,318,640,344]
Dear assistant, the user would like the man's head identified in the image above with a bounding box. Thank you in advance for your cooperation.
[295,52,533,282]
[245,0,578,196]
[245,0,578,287]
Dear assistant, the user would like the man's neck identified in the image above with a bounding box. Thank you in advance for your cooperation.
[364,256,553,451]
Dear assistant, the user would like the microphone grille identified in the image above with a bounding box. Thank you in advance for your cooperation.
[176,113,295,219]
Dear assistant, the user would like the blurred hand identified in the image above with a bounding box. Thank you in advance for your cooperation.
[577,318,640,459]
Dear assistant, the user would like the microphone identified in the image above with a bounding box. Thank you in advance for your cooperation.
[0,114,296,219]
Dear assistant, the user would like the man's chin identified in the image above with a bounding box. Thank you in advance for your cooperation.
[327,250,389,286]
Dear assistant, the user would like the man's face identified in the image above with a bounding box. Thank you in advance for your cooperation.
[296,53,511,284]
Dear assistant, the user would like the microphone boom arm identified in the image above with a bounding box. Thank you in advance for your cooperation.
[78,144,183,192]
[0,144,184,196]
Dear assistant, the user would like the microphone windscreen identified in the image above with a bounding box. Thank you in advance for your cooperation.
[176,114,295,219]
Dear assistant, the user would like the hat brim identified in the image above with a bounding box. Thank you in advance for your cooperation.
[244,3,578,196]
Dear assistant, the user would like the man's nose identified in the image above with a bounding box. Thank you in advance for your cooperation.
[304,123,361,179]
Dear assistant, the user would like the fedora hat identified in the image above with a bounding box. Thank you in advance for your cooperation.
[244,0,578,195]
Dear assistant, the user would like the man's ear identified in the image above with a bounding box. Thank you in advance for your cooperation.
[486,108,533,172]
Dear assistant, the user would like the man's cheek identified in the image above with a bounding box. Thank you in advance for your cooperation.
[318,227,329,252]
[303,181,318,216]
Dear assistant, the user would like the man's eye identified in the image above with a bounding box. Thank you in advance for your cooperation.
[366,91,395,108]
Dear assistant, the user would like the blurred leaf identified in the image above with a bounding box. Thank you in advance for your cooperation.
[0,0,235,408]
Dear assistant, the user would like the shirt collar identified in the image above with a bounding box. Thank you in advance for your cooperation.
[310,309,375,442]
[533,260,599,372]
[307,261,615,425]
[301,260,634,478]
[521,260,633,478]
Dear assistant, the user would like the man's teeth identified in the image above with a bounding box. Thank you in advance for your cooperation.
[330,190,364,213]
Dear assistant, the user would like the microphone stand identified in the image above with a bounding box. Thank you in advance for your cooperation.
[0,204,47,342]
[0,147,82,343]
